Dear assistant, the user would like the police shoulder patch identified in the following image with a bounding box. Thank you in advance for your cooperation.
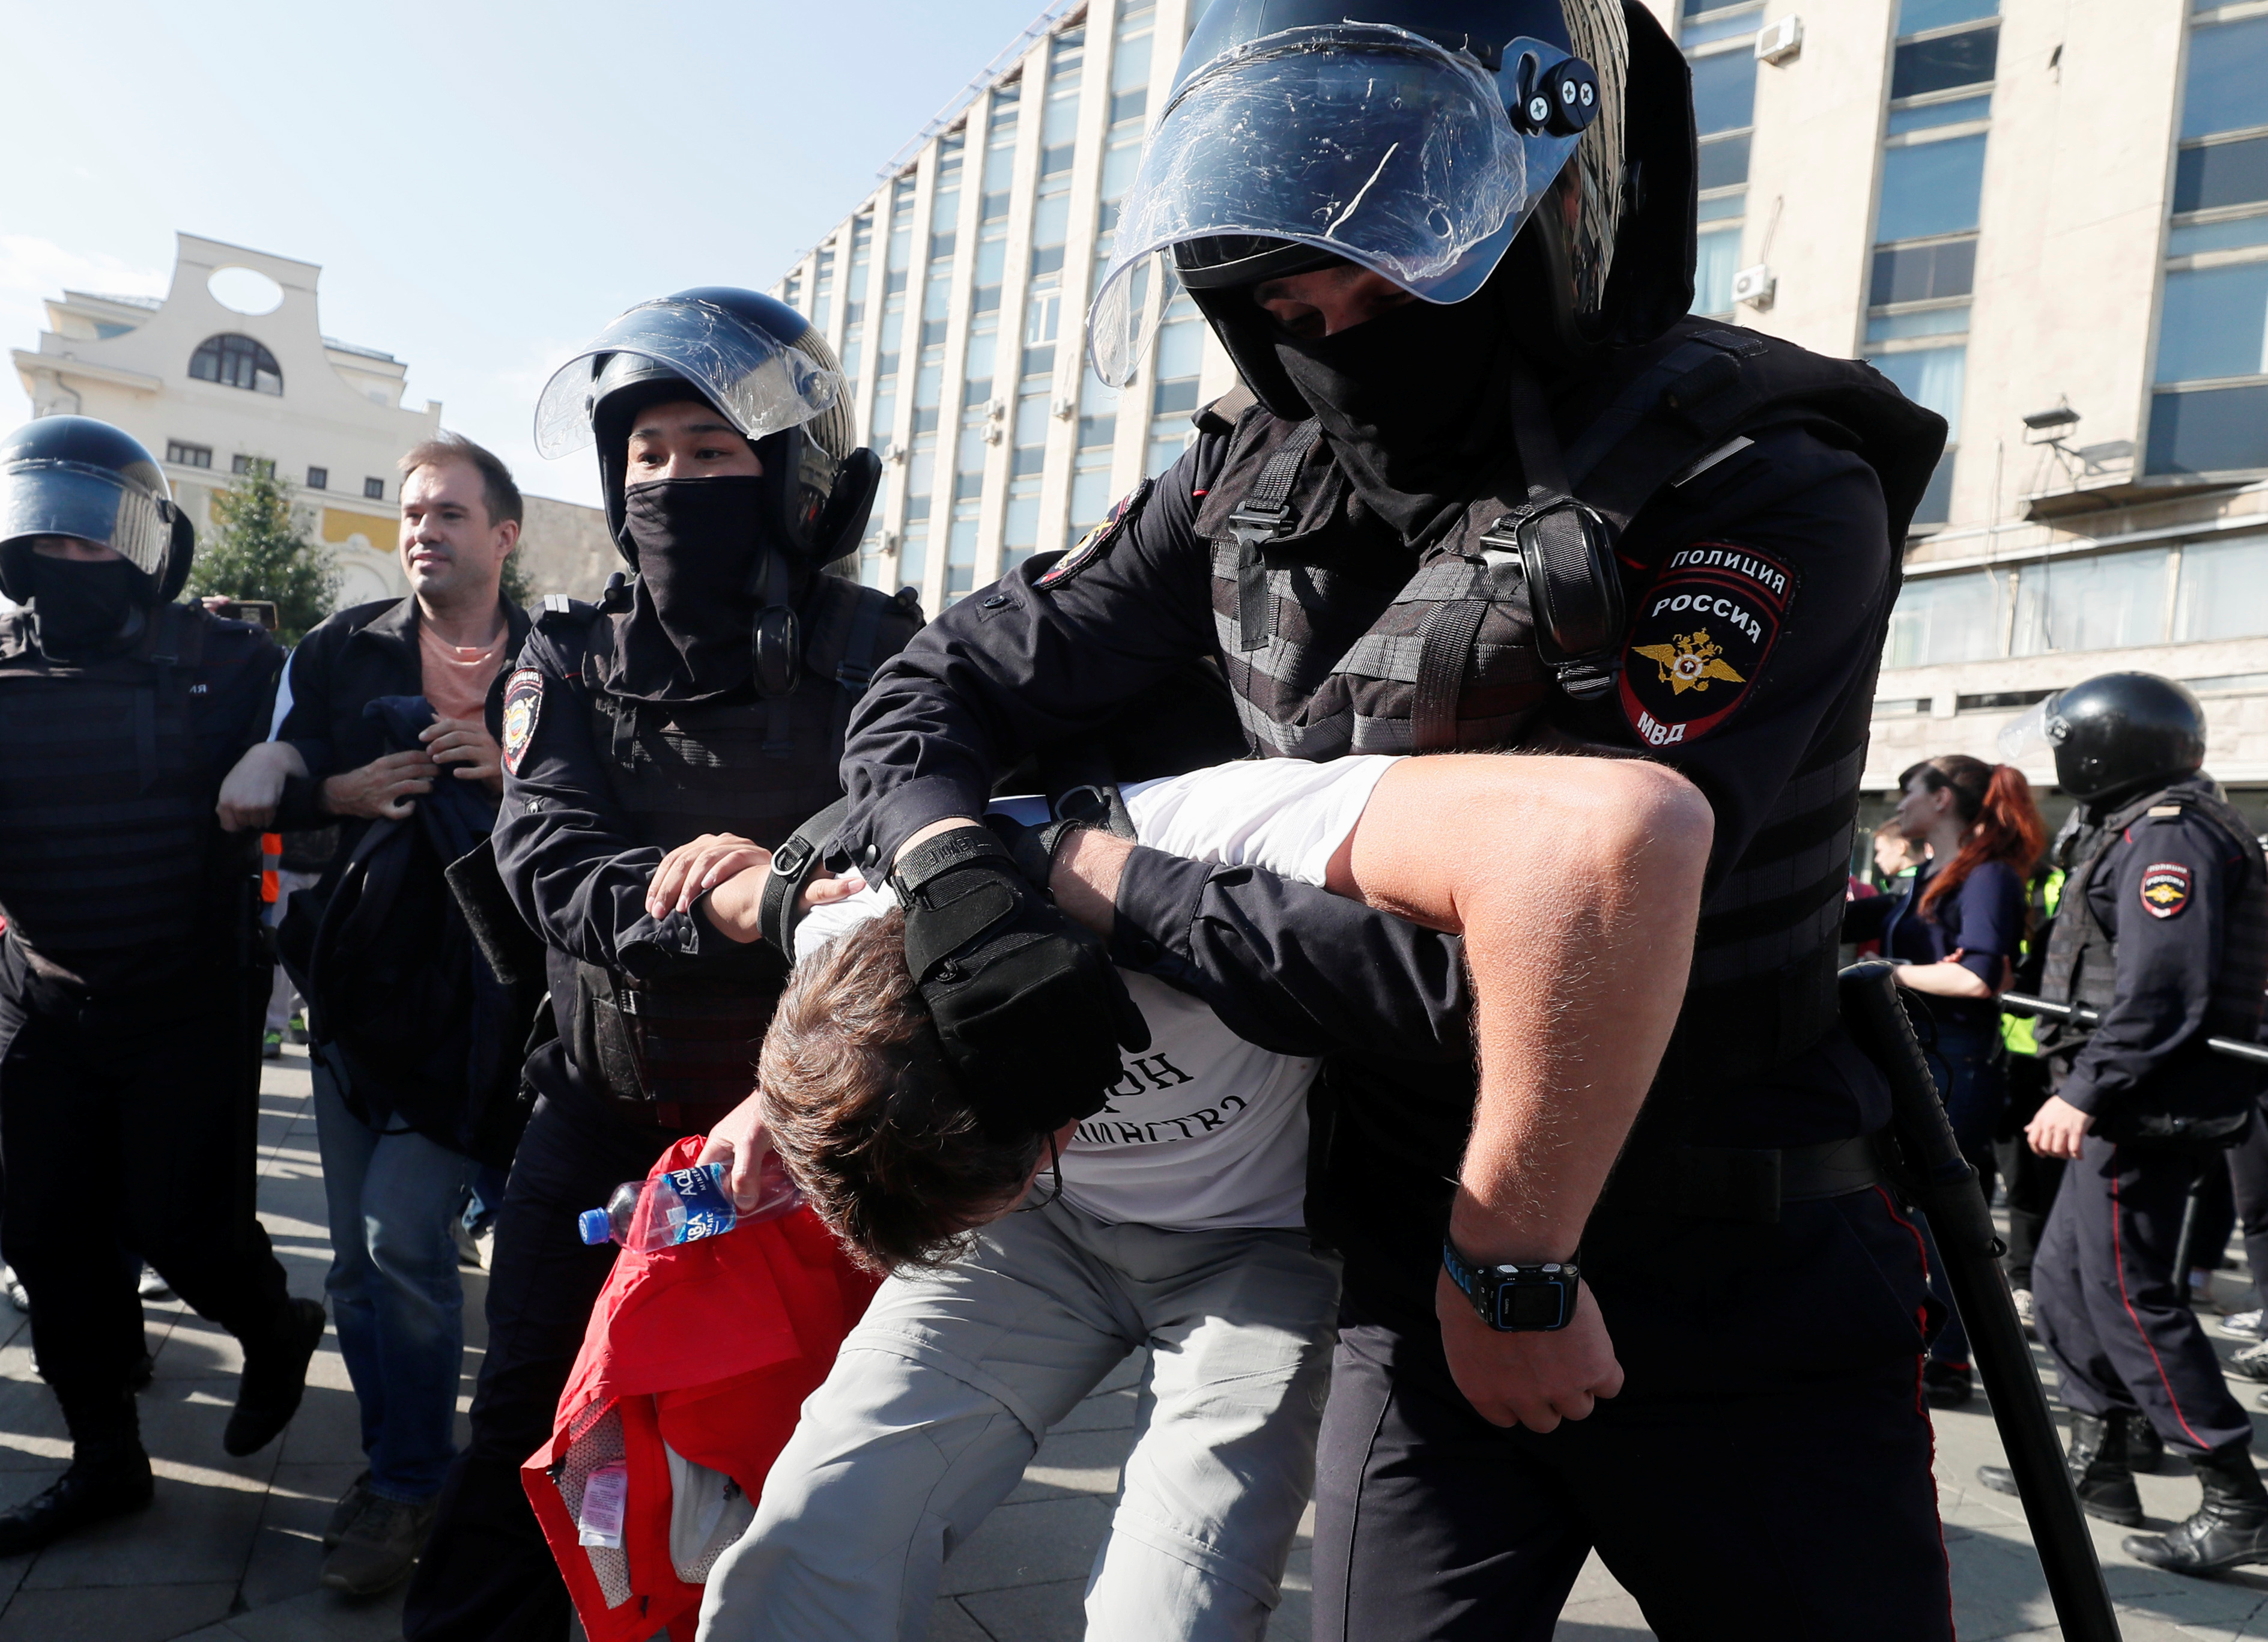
[1037,479,1152,590]
[2140,861,2193,919]
[1617,542,1797,749]
[502,666,544,778]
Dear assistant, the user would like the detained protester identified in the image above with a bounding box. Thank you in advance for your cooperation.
[401,290,922,1642]
[833,2,1957,1634]
[1843,754,2042,1407]
[699,749,1703,1641]
[1981,673,2268,1571]
[0,417,323,1551]
[214,432,531,1594]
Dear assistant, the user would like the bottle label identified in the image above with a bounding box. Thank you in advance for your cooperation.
[661,1163,738,1244]
[577,1461,629,1548]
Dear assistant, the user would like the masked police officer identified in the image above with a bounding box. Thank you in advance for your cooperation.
[835,4,1957,1635]
[1978,673,2268,1572]
[401,291,920,1641]
[0,416,326,1551]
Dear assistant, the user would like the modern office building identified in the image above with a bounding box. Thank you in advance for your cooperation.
[784,0,2267,820]
[12,232,613,606]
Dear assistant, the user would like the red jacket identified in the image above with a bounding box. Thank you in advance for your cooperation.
[523,1137,879,1642]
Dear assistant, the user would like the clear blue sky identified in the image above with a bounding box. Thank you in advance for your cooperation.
[0,0,1052,507]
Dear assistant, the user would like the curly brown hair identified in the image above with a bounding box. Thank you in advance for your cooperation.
[758,908,1047,1272]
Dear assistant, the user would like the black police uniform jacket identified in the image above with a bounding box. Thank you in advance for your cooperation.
[843,323,1929,1298]
[0,601,282,994]
[493,574,920,1124]
[2037,775,2268,1136]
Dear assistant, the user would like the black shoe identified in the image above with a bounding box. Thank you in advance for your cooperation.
[0,1446,153,1555]
[324,1470,372,1550]
[2125,1412,2168,1476]
[1924,1360,1973,1408]
[1978,1411,2142,1527]
[127,1353,154,1393]
[223,1297,326,1458]
[2124,1443,2268,1574]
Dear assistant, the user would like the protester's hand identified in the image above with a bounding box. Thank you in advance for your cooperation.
[649,834,771,919]
[1436,1268,1624,1432]
[216,741,299,832]
[2027,1094,2095,1160]
[200,595,234,615]
[697,1091,777,1211]
[420,716,503,797]
[320,750,437,820]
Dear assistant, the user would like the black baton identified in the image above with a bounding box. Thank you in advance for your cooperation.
[1840,962,2121,1642]
[2002,992,2268,1068]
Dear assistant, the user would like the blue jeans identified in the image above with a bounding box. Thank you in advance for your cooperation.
[315,1063,473,1503]
[1915,1017,2008,1368]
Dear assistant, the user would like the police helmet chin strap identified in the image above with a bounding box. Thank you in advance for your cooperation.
[1483,362,1626,703]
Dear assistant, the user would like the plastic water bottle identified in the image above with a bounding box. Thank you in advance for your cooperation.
[577,1157,802,1252]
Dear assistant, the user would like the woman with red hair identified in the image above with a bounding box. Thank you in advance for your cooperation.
[1848,754,2047,1406]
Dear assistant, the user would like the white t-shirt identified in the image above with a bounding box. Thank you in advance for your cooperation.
[795,754,1400,1231]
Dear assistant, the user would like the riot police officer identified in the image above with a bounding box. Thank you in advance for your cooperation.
[0,416,326,1551]
[401,290,920,1641]
[835,3,1956,1635]
[1978,673,2268,1572]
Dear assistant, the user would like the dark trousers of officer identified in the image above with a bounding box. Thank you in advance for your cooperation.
[402,1062,688,1642]
[2034,1134,2251,1455]
[0,936,294,1412]
[1312,1188,1949,1642]
[1995,1052,2062,1292]
[2227,1104,2268,1314]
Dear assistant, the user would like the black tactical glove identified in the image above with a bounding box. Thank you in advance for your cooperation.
[890,825,1149,1136]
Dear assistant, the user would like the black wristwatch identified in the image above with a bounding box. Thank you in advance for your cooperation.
[1441,1240,1581,1332]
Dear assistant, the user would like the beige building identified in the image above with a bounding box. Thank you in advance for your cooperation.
[778,0,2268,830]
[12,232,611,609]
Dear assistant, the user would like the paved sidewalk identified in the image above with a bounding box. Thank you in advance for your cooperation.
[10,1051,2268,1638]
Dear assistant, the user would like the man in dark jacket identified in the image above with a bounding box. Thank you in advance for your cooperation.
[217,431,530,1595]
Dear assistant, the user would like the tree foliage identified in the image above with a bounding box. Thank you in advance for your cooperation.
[188,464,339,644]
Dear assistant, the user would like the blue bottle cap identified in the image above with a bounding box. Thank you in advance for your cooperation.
[577,1208,612,1246]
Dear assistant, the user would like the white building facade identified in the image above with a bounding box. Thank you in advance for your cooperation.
[780,0,2268,828]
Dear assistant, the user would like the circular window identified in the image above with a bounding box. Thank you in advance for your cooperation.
[207,267,284,316]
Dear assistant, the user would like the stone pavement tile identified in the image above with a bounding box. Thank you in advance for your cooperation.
[957,1575,1088,1641]
[183,1584,408,1642]
[239,1461,366,1608]
[1004,1425,1132,1504]
[929,1597,995,1641]
[940,1495,1112,1596]
[273,1376,369,1468]
[0,1580,235,1641]
[0,1375,69,1468]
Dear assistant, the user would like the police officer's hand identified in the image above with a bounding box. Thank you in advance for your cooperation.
[420,716,504,798]
[890,822,1148,1134]
[647,834,868,944]
[2027,1094,2096,1160]
[216,741,305,832]
[1435,1269,1625,1431]
[320,750,437,820]
[697,1091,776,1212]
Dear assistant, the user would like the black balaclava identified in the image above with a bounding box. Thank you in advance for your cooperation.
[1270,286,1517,544]
[21,556,142,657]
[606,476,776,703]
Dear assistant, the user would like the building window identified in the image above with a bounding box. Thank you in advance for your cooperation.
[1681,5,1757,318]
[165,440,212,469]
[2148,10,2268,476]
[189,333,284,395]
[1883,568,2004,668]
[363,476,385,500]
[2009,550,2172,656]
[305,465,328,491]
[231,454,274,477]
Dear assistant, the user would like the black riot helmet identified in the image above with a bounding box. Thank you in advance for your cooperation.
[0,415,195,605]
[1087,0,1697,413]
[2027,673,2210,805]
[535,288,880,566]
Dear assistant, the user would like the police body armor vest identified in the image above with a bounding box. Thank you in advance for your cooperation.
[1194,319,1945,1099]
[2038,783,2268,1128]
[551,574,922,1115]
[0,603,233,962]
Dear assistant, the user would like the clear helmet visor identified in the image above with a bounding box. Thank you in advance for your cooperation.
[533,298,844,458]
[1088,25,1590,387]
[0,459,172,577]
[1997,697,2061,766]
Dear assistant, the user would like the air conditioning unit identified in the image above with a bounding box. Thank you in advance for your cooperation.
[1732,264,1778,309]
[1754,15,1802,64]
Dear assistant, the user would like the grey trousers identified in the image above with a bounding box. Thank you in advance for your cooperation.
[699,1196,1341,1642]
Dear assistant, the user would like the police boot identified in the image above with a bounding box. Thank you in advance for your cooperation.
[0,1388,154,1554]
[2124,1443,2268,1574]
[2125,1411,2168,1475]
[223,1297,327,1458]
[1978,1411,2141,1527]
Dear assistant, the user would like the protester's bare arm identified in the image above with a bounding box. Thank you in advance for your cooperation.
[216,740,308,832]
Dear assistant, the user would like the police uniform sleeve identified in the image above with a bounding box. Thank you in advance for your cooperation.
[843,438,1229,866]
[491,628,740,977]
[1109,844,1471,1059]
[2058,814,2230,1118]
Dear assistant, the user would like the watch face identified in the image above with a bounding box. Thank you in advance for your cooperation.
[1498,1281,1571,1331]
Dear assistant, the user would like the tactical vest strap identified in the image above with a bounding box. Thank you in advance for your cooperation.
[759,796,850,963]
[1412,594,1489,752]
[1225,420,1323,652]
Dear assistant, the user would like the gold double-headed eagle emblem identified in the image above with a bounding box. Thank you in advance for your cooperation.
[1633,628,1746,695]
